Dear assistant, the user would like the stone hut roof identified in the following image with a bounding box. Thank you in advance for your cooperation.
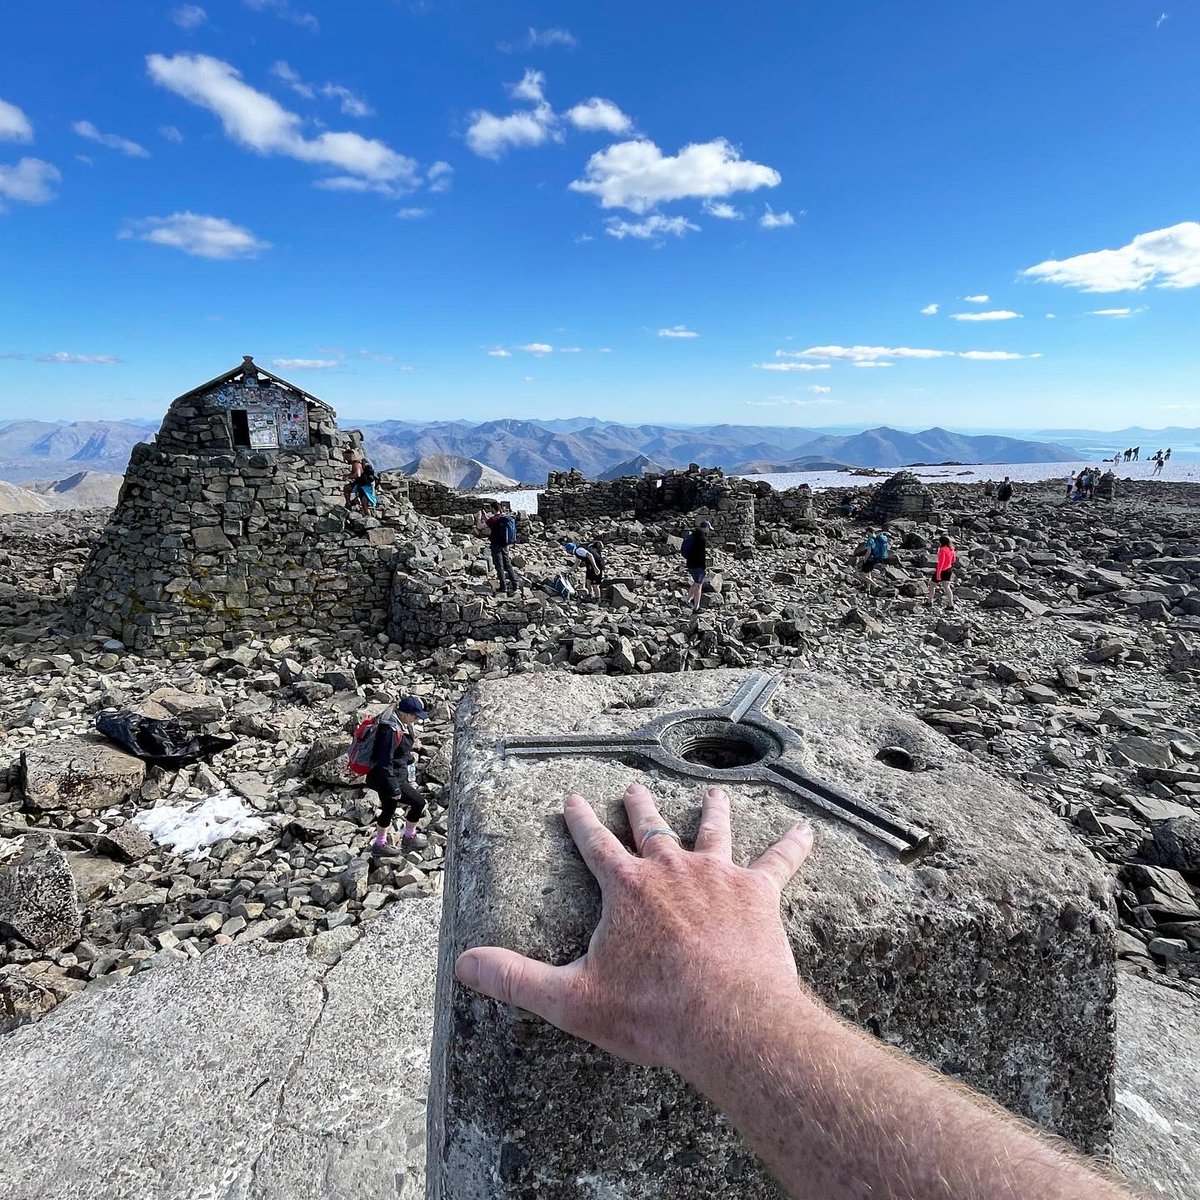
[173,355,333,411]
[155,355,340,455]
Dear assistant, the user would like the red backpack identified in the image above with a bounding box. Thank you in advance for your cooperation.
[347,713,398,776]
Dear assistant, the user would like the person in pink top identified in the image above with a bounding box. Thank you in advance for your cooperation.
[926,534,957,608]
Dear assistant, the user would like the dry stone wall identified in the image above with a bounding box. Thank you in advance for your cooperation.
[72,362,407,653]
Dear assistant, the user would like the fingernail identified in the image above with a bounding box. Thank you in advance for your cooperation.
[455,951,480,989]
[794,821,813,839]
[705,786,726,799]
[624,782,641,794]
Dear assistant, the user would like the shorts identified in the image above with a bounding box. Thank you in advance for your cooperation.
[859,557,882,574]
[354,482,378,506]
[689,568,707,584]
[586,568,602,585]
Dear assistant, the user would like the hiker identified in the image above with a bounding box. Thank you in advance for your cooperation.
[996,476,1014,510]
[342,449,378,517]
[1152,451,1164,477]
[982,478,995,498]
[1165,447,1172,462]
[926,534,957,609]
[475,502,520,594]
[364,697,430,858]
[1133,445,1140,461]
[455,783,1139,1200]
[585,539,605,603]
[853,528,889,594]
[1064,472,1075,500]
[681,519,713,612]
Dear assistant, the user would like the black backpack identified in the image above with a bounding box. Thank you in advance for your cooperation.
[358,459,376,486]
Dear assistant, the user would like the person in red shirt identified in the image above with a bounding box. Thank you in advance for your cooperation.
[926,534,957,608]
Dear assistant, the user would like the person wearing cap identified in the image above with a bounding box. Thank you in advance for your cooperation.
[367,695,430,857]
[563,538,599,580]
[684,519,713,612]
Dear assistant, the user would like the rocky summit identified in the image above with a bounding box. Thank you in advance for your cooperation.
[2,456,1200,1196]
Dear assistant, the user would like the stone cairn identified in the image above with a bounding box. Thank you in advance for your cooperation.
[862,470,936,523]
[72,357,403,653]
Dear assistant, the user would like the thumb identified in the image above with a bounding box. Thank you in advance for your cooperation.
[456,947,570,1026]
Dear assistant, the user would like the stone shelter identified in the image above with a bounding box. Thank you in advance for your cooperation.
[73,357,399,653]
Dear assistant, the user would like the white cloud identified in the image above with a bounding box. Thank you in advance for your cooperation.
[0,98,33,143]
[35,352,121,364]
[1022,222,1200,292]
[518,342,553,355]
[753,362,830,372]
[808,384,832,394]
[72,120,150,158]
[160,124,184,143]
[565,98,632,134]
[604,214,699,240]
[147,54,419,187]
[271,358,339,370]
[358,350,397,362]
[962,294,989,303]
[559,346,582,353]
[658,325,699,338]
[427,161,453,192]
[171,4,207,29]
[704,200,742,220]
[522,376,535,382]
[570,137,780,213]
[396,206,430,219]
[486,348,512,357]
[853,361,893,368]
[1090,307,1134,317]
[499,27,579,52]
[745,396,838,408]
[120,212,270,259]
[466,104,556,159]
[759,206,795,229]
[0,158,61,208]
[950,310,1021,321]
[242,0,318,33]
[1045,313,1056,319]
[958,350,1040,360]
[797,345,955,361]
[270,60,314,99]
[322,84,373,118]
[920,303,939,315]
[510,69,547,104]
[1156,12,1168,28]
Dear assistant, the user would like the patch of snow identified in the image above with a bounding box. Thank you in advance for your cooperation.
[133,791,270,861]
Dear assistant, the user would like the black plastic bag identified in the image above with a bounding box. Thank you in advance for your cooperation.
[96,711,236,768]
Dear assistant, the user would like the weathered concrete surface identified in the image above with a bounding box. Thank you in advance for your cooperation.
[430,669,1117,1198]
[0,895,441,1200]
[1115,972,1200,1199]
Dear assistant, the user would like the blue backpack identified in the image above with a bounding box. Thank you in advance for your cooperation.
[869,533,890,561]
[502,514,518,545]
[680,533,694,559]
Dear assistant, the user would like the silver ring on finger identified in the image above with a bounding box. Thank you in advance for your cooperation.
[639,826,682,855]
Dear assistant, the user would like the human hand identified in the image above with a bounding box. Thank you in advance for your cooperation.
[455,782,813,1077]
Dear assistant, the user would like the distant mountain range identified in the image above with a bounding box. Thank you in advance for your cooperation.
[0,470,123,515]
[398,453,518,490]
[0,415,1162,488]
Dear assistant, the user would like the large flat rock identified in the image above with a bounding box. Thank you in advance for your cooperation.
[19,736,146,811]
[430,669,1117,1198]
[0,895,441,1200]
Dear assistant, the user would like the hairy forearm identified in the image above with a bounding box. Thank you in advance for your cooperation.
[682,988,1133,1200]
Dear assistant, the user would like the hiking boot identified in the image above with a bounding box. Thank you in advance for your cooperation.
[369,841,404,859]
[401,831,429,852]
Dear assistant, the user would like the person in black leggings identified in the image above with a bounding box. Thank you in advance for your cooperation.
[368,696,430,857]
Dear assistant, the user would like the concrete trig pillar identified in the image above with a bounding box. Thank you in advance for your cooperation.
[429,669,1116,1197]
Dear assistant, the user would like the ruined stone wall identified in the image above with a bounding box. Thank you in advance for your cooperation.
[73,441,398,653]
[396,477,517,520]
[388,570,547,649]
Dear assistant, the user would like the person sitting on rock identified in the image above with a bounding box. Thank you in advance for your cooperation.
[342,449,378,517]
[367,696,430,858]
[681,520,713,612]
[853,529,889,595]
[926,534,957,609]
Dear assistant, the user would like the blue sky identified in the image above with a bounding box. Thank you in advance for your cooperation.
[1,0,1198,430]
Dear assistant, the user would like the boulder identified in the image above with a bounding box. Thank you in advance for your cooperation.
[1148,815,1200,875]
[0,833,82,951]
[19,738,146,812]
